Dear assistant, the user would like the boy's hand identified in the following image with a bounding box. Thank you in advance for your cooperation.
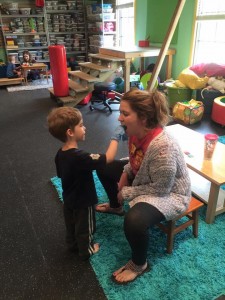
[117,191,124,205]
[111,125,128,142]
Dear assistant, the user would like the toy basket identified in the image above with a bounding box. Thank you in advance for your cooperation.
[166,83,193,108]
[172,99,204,125]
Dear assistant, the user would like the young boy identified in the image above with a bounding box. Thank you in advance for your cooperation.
[47,107,125,260]
[6,55,21,79]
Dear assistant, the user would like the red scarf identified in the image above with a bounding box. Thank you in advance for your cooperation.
[129,127,162,175]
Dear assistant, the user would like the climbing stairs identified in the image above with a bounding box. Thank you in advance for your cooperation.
[49,53,125,107]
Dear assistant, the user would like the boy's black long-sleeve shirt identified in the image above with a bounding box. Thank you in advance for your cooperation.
[55,148,106,209]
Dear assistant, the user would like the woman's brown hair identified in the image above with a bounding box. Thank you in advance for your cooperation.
[121,89,169,128]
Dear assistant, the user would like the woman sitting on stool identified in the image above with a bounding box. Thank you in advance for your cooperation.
[95,89,191,284]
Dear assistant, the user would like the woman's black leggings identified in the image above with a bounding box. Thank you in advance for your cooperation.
[97,160,165,265]
[96,159,128,208]
[124,202,165,266]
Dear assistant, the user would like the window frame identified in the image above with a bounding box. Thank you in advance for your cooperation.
[192,0,225,65]
[116,0,135,47]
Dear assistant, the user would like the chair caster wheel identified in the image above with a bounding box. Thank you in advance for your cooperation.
[89,105,94,111]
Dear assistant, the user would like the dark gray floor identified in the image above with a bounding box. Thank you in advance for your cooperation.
[0,86,224,300]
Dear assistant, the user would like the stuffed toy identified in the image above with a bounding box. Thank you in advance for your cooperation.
[178,68,208,89]
[190,63,225,77]
[172,80,187,88]
[207,77,225,93]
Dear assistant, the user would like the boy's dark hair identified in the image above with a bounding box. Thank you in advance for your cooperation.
[47,107,82,143]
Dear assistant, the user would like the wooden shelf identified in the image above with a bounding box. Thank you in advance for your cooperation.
[3,32,47,36]
[7,46,49,50]
[1,14,44,18]
[66,51,86,54]
[103,32,116,35]
[46,10,82,14]
[48,32,85,35]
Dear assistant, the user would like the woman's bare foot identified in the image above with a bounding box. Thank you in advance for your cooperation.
[112,261,149,284]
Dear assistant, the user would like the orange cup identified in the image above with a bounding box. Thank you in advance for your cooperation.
[204,134,218,160]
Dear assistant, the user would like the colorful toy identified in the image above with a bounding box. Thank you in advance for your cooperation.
[28,18,36,33]
[207,77,225,93]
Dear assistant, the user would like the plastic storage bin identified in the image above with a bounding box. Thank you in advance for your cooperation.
[19,8,31,15]
[8,3,19,9]
[8,8,19,14]
[103,13,115,20]
[166,83,193,108]
[196,89,223,114]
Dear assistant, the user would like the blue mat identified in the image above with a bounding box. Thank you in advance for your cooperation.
[51,172,225,300]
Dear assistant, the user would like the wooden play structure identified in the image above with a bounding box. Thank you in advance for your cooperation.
[49,0,186,107]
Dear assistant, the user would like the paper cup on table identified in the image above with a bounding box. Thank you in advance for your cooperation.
[204,134,218,160]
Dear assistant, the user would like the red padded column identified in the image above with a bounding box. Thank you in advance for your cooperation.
[49,45,69,97]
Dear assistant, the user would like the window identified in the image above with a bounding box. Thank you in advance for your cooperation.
[193,0,225,64]
[116,0,134,47]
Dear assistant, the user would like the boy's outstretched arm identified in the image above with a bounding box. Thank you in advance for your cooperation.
[106,139,119,163]
[106,125,128,163]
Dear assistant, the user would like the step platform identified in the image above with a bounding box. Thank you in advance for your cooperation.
[68,70,102,83]
[68,79,89,93]
[89,53,125,62]
[48,88,83,107]
[78,62,110,72]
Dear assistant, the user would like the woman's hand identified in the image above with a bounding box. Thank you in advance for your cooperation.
[118,172,129,191]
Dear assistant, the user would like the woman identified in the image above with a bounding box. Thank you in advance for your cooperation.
[96,89,191,284]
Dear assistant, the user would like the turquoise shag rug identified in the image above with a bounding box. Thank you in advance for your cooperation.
[218,135,225,145]
[217,136,225,191]
[51,172,225,300]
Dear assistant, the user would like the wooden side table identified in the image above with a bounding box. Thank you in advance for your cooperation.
[21,63,49,84]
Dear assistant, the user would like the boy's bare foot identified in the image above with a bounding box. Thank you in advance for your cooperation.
[93,243,100,254]
[112,260,150,284]
[95,203,125,216]
[79,243,100,261]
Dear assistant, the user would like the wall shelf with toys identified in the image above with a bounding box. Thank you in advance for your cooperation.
[46,0,88,63]
[86,1,117,54]
[0,0,87,65]
[0,1,49,63]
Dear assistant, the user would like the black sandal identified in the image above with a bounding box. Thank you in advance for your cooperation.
[111,260,150,285]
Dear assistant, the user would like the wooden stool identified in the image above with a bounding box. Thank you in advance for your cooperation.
[156,197,204,254]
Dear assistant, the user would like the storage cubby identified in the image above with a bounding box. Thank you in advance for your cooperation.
[86,0,117,54]
[0,0,87,64]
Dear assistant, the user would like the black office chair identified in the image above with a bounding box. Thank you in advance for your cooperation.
[89,82,120,113]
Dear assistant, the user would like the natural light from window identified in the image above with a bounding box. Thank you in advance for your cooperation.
[193,0,225,64]
[116,0,134,47]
